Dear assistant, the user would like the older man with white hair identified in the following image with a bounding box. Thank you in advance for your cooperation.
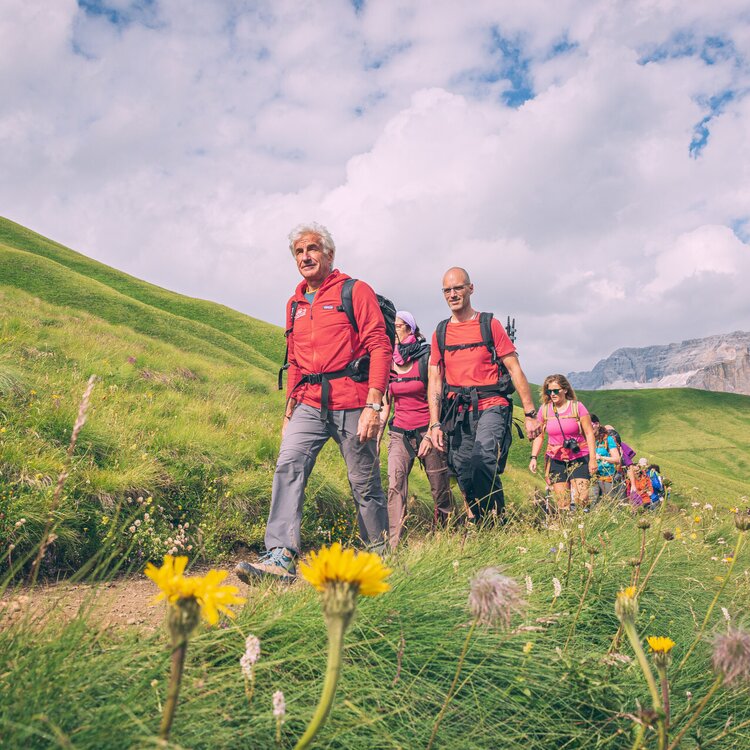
[236,223,391,582]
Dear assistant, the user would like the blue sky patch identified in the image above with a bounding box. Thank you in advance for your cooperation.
[457,28,534,107]
[77,0,158,28]
[730,218,750,244]
[690,90,735,157]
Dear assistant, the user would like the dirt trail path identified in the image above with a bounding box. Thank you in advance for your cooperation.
[1,557,256,631]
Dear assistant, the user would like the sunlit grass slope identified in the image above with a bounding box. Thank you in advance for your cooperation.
[0,216,284,368]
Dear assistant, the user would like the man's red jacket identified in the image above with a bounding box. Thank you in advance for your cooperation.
[285,269,391,411]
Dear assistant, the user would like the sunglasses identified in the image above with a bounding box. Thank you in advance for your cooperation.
[546,388,563,395]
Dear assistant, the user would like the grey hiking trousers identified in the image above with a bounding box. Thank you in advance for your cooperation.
[449,404,513,521]
[265,403,388,554]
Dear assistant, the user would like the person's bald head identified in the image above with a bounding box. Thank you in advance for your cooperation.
[441,267,475,316]
[442,267,471,287]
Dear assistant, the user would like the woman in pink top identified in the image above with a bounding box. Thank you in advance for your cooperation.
[529,374,596,512]
[379,311,453,548]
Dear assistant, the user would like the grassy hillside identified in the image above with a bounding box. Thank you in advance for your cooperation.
[579,388,750,501]
[1,216,748,574]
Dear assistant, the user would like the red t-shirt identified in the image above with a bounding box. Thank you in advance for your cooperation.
[390,361,430,430]
[429,315,516,410]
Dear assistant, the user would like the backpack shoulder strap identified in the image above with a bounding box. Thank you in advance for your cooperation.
[478,312,498,364]
[338,278,358,331]
[418,345,430,386]
[278,299,299,390]
[572,400,581,428]
[435,319,449,360]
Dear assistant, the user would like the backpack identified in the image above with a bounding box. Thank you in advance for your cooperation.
[339,279,396,350]
[648,469,663,493]
[434,312,515,398]
[277,278,396,419]
[389,343,430,388]
[435,312,518,435]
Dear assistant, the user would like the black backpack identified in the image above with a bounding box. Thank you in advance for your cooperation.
[339,279,397,350]
[435,312,515,398]
[389,342,430,388]
[278,278,397,419]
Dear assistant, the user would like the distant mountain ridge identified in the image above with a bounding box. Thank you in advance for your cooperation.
[568,331,750,395]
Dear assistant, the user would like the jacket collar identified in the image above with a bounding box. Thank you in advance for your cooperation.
[293,268,351,301]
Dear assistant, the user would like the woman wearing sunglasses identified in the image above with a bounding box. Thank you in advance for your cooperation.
[528,374,597,512]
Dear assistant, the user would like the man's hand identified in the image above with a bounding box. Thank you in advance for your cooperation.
[357,406,380,443]
[525,416,542,440]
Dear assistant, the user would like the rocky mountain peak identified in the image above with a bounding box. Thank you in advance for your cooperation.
[568,331,750,395]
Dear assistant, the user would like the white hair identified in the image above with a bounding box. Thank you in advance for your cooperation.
[288,223,336,259]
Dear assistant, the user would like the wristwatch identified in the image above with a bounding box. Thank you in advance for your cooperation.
[365,402,383,412]
[524,409,538,419]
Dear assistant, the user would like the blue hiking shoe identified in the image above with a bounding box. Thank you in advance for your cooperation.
[235,547,297,584]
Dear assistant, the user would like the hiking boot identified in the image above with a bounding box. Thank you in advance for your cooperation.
[235,547,297,584]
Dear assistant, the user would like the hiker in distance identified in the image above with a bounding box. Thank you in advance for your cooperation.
[236,223,391,583]
[428,267,542,523]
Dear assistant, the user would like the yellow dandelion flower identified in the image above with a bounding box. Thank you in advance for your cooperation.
[299,542,392,596]
[145,554,194,604]
[144,555,245,624]
[693,516,701,523]
[647,636,676,654]
[690,533,698,540]
[523,641,534,654]
[615,586,638,622]
[193,569,245,625]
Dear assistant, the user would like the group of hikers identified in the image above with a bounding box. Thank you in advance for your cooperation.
[527,373,667,513]
[235,222,665,584]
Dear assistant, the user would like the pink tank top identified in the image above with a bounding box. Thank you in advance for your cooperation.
[390,361,430,431]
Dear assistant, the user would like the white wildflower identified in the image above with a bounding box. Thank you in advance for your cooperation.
[525,575,533,594]
[240,634,261,678]
[273,690,286,718]
[704,503,713,510]
[722,607,731,622]
[452,560,459,571]
[129,525,136,533]
[134,519,141,527]
[144,513,150,521]
[552,577,562,598]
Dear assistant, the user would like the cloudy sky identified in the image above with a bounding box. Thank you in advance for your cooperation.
[2,0,749,380]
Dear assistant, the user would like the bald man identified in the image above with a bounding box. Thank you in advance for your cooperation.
[427,267,541,521]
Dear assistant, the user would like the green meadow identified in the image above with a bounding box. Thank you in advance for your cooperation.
[1,216,750,748]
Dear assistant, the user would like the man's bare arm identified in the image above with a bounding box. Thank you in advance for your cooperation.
[427,364,446,451]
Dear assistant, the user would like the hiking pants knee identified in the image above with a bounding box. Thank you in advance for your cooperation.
[449,405,512,520]
[387,429,453,548]
[265,403,388,553]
